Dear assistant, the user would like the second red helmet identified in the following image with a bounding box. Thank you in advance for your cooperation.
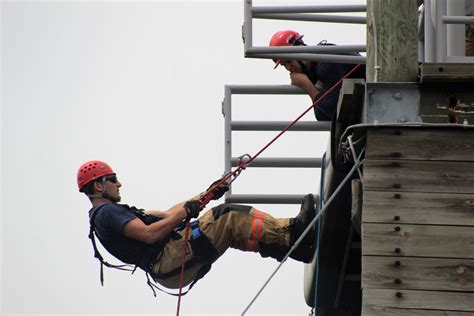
[269,30,304,68]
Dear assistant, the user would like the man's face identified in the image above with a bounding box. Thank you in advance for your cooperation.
[101,175,122,203]
[281,60,302,73]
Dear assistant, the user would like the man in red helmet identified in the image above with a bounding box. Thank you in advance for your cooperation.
[269,30,365,121]
[78,160,317,290]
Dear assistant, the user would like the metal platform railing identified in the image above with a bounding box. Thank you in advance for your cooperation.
[243,1,367,64]
[421,0,474,63]
[243,0,474,64]
[222,84,330,205]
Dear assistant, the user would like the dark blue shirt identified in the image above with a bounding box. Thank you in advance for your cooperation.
[90,203,150,265]
[305,49,365,121]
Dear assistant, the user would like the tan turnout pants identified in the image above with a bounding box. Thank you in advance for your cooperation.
[151,204,291,289]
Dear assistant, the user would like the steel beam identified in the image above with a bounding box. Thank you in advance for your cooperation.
[223,86,233,195]
[246,53,366,64]
[227,84,305,95]
[442,15,474,24]
[424,0,435,62]
[253,13,366,24]
[226,194,316,204]
[230,157,322,168]
[251,5,366,14]
[243,0,252,52]
[435,0,447,62]
[246,45,366,54]
[446,1,466,57]
[231,121,331,131]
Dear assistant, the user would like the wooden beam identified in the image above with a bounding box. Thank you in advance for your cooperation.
[366,128,474,161]
[363,223,474,258]
[364,159,474,194]
[366,0,419,82]
[363,306,474,316]
[362,256,474,291]
[363,288,474,313]
[363,191,474,226]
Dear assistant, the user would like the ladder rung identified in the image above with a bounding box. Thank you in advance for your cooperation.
[230,157,322,168]
[250,4,367,14]
[225,194,316,204]
[231,121,331,131]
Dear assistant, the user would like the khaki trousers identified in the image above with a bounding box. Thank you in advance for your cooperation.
[151,204,291,289]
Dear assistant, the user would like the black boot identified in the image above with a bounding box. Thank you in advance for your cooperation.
[259,242,315,264]
[289,243,315,263]
[291,194,317,247]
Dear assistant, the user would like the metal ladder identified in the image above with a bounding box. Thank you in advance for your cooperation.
[222,84,330,205]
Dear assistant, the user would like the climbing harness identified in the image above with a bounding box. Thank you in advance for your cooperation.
[88,204,135,285]
[89,204,203,298]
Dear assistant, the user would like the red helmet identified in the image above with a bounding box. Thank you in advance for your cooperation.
[77,160,115,191]
[269,30,304,68]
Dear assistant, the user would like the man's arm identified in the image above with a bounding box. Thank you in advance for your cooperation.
[145,193,201,218]
[145,210,168,217]
[289,73,320,102]
[123,200,190,245]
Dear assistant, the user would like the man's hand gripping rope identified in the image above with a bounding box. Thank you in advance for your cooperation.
[183,173,233,220]
[184,153,252,220]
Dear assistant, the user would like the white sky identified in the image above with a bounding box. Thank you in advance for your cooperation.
[1,1,365,315]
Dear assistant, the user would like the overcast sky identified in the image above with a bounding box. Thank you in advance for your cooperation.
[2,1,365,314]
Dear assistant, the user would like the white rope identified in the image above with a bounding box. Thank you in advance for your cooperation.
[241,148,366,315]
[347,135,364,184]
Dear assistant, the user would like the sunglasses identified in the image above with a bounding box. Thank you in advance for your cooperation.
[104,175,118,183]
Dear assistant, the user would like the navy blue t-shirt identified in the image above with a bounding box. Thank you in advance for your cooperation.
[305,50,366,121]
[90,203,150,265]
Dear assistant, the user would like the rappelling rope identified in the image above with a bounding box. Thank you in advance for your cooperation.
[176,219,191,316]
[241,147,366,316]
[175,63,363,315]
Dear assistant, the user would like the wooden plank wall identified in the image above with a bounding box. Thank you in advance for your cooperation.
[361,127,474,315]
